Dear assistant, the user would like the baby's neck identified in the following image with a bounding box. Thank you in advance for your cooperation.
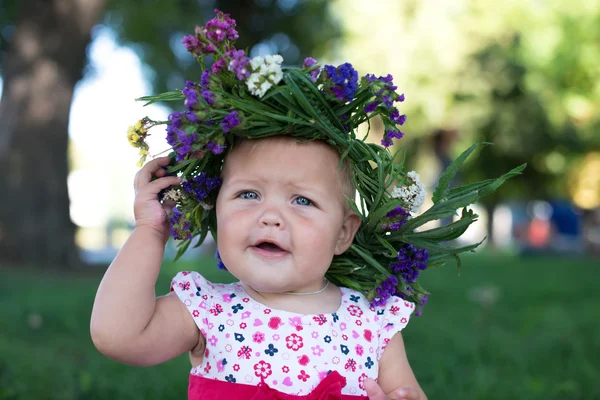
[241,282,342,315]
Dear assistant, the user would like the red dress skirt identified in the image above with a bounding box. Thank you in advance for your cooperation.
[188,370,368,399]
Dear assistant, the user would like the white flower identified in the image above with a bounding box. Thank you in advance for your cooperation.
[249,56,264,71]
[246,54,284,98]
[391,171,427,213]
[162,188,183,202]
[199,201,214,211]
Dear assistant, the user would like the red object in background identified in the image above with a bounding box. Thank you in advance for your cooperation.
[527,217,551,247]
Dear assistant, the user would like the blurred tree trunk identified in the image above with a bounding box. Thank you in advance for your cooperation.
[0,0,108,268]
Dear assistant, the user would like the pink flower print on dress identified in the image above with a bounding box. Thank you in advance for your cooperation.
[297,370,310,382]
[363,329,373,342]
[252,331,265,343]
[282,365,290,373]
[254,360,272,378]
[355,344,364,356]
[298,354,310,366]
[347,305,363,317]
[204,362,211,374]
[192,309,200,317]
[233,364,241,371]
[358,373,368,390]
[268,316,282,329]
[311,331,319,339]
[311,345,324,356]
[208,335,218,346]
[241,310,251,319]
[285,333,304,351]
[222,294,233,303]
[288,316,303,331]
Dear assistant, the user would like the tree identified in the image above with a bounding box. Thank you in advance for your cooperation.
[0,0,339,268]
[0,0,109,268]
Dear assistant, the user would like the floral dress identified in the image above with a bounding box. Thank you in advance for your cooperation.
[170,271,414,399]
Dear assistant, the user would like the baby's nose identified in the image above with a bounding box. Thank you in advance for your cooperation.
[259,209,284,227]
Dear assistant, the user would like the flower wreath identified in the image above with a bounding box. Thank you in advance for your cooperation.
[127,9,524,314]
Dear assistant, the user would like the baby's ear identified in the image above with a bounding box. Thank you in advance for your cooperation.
[334,212,362,255]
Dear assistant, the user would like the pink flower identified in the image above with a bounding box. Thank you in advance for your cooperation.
[285,333,304,351]
[355,344,364,356]
[208,335,218,346]
[253,332,265,343]
[311,345,324,356]
[254,360,272,378]
[297,370,310,382]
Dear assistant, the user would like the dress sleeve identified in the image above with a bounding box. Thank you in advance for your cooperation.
[375,296,415,360]
[170,271,215,336]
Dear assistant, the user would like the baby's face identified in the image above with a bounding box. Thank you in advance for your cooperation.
[215,136,358,293]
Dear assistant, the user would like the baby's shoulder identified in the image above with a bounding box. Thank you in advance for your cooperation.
[170,271,239,299]
[338,287,415,322]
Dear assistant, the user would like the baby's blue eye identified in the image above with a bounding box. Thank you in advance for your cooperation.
[293,196,312,206]
[240,191,258,200]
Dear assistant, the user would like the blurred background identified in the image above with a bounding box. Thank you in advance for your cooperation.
[0,0,599,399]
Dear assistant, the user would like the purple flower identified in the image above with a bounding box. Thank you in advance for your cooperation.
[381,206,409,231]
[183,81,200,110]
[181,172,222,202]
[201,70,211,87]
[386,243,429,284]
[303,57,320,82]
[303,57,318,68]
[222,110,241,133]
[211,58,227,74]
[207,141,227,155]
[169,207,192,240]
[215,249,227,270]
[228,49,250,80]
[182,35,202,55]
[202,89,215,105]
[371,275,399,307]
[204,10,239,44]
[364,100,380,114]
[321,63,358,102]
[381,128,404,147]
[390,109,407,125]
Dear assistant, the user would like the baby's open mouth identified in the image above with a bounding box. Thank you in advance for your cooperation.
[255,242,286,252]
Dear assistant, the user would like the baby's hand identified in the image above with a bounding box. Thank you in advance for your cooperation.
[133,156,181,239]
[364,378,421,400]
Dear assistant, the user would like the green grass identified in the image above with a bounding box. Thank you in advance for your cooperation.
[0,253,598,399]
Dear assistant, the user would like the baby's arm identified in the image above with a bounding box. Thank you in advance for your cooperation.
[364,333,427,400]
[90,157,201,366]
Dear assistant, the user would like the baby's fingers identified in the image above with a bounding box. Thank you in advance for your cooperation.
[141,176,181,197]
[388,387,420,400]
[134,157,172,190]
[364,378,388,400]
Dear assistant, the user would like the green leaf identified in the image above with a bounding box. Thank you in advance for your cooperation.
[432,142,489,204]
